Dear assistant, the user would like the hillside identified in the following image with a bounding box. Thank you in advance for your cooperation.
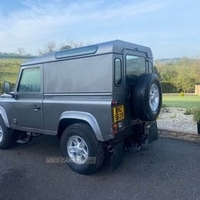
[155,57,200,65]
[0,52,35,59]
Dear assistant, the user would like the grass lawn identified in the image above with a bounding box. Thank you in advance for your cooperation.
[162,94,200,109]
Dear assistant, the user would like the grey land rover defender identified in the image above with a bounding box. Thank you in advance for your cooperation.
[0,40,162,175]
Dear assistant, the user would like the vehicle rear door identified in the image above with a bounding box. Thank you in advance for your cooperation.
[123,49,148,121]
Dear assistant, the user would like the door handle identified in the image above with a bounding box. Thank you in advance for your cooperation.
[33,105,41,111]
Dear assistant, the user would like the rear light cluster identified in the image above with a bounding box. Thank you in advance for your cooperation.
[112,122,123,134]
[112,123,118,134]
[111,100,118,106]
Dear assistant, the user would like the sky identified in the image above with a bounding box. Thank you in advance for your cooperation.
[0,0,199,59]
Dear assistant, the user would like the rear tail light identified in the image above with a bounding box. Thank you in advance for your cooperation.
[111,100,118,106]
[112,123,118,134]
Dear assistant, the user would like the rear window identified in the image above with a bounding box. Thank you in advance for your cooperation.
[126,55,145,76]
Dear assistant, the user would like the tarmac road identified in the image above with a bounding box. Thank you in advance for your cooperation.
[0,136,200,200]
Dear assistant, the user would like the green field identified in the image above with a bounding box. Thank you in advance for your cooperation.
[0,59,23,92]
[162,94,200,109]
[0,59,22,83]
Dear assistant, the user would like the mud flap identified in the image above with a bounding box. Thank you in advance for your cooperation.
[111,141,124,171]
[148,121,158,143]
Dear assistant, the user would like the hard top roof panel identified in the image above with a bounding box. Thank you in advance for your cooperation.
[21,40,152,66]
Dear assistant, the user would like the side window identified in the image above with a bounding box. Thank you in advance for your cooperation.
[18,68,41,92]
[114,58,122,87]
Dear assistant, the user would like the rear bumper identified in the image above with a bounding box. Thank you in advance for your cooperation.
[113,121,148,143]
[109,120,157,145]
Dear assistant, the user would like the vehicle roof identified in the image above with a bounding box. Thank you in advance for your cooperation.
[21,40,153,66]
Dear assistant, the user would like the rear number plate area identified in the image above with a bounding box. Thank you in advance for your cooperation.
[113,105,124,122]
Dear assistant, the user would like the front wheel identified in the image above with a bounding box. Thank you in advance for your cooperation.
[60,123,104,175]
[0,116,12,149]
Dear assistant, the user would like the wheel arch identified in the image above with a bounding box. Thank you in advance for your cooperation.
[57,111,103,141]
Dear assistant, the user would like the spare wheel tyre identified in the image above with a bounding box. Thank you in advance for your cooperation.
[132,73,162,121]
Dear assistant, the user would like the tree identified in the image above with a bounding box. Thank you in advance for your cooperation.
[155,58,200,93]
[17,48,25,55]
[162,69,178,82]
[174,74,196,93]
[38,41,57,55]
[38,39,84,55]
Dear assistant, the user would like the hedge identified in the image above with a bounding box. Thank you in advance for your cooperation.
[160,81,178,93]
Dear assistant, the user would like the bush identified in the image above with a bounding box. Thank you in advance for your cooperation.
[184,108,193,115]
[193,108,200,122]
[179,91,184,97]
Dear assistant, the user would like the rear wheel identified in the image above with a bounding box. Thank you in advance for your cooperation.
[60,123,104,175]
[0,116,12,149]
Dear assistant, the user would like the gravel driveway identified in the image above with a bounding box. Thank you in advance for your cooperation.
[157,107,197,134]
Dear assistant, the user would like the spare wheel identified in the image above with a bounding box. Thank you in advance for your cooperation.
[132,73,162,121]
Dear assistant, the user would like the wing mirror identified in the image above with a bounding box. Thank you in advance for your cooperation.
[3,81,11,93]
